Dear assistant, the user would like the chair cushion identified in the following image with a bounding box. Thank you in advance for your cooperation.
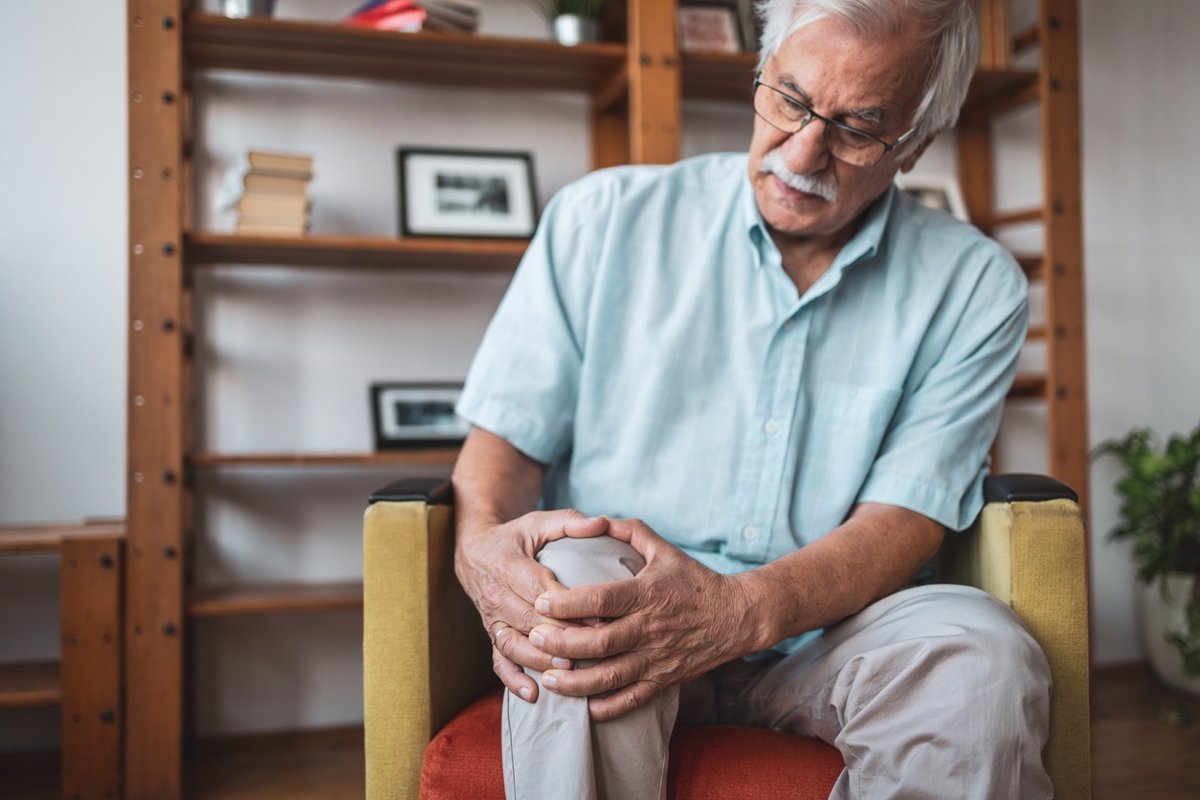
[420,690,843,800]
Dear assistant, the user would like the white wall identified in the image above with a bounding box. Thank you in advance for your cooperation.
[2,0,1196,749]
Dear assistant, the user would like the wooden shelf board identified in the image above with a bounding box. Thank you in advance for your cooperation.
[0,661,61,709]
[1009,375,1047,399]
[188,582,363,617]
[1013,252,1043,280]
[680,51,1037,113]
[0,522,125,556]
[186,232,527,272]
[189,450,459,469]
[185,13,626,93]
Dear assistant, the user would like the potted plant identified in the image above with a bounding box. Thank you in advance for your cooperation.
[532,0,604,46]
[1093,424,1200,695]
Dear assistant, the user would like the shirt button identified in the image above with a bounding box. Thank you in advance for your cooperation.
[764,420,779,435]
[783,319,795,331]
[743,526,758,541]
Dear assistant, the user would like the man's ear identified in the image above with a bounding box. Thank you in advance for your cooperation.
[897,131,940,173]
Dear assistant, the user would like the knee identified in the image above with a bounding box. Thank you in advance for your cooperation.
[536,536,645,589]
[905,587,1052,712]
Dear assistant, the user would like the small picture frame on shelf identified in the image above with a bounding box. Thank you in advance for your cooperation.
[397,148,537,239]
[370,382,470,450]
[893,174,970,222]
[678,2,742,54]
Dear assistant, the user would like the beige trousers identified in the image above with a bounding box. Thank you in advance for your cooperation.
[502,536,1053,800]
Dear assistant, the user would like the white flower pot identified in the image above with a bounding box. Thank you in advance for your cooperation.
[1139,572,1200,696]
[553,15,600,47]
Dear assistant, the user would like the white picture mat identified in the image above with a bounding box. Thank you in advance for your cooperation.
[893,174,970,222]
[403,153,534,236]
[376,386,469,440]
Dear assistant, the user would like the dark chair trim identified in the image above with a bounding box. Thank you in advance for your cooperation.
[984,473,1078,504]
[368,478,453,506]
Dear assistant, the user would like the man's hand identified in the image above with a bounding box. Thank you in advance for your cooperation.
[527,518,763,722]
[454,509,610,703]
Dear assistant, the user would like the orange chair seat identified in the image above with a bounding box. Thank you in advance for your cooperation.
[420,690,843,799]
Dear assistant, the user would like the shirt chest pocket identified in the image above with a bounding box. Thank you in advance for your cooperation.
[798,383,904,486]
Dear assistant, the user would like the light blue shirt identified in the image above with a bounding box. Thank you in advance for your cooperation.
[457,152,1027,646]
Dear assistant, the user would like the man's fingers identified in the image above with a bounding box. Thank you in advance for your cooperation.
[523,510,609,550]
[507,558,565,606]
[492,646,539,703]
[493,591,568,634]
[535,577,641,620]
[527,616,639,659]
[494,625,573,673]
[540,652,643,698]
[588,680,663,722]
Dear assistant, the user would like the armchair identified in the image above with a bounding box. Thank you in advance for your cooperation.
[364,473,1090,799]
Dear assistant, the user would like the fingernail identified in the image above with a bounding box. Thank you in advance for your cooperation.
[542,673,558,689]
[535,595,550,614]
[529,630,545,648]
[518,686,532,701]
[551,657,571,670]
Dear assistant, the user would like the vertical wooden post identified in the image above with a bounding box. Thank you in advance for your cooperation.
[60,533,124,800]
[1039,0,1089,518]
[626,0,680,164]
[127,0,187,797]
[978,0,1013,69]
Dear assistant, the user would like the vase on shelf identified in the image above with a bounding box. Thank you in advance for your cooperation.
[552,14,600,46]
[222,0,276,19]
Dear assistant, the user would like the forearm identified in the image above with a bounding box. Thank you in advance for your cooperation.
[451,426,547,536]
[737,503,945,651]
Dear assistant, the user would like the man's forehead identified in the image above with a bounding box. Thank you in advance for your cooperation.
[772,71,886,122]
[769,21,929,117]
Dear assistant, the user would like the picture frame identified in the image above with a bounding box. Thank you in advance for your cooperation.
[397,147,537,239]
[370,382,469,450]
[678,3,742,54]
[893,174,970,222]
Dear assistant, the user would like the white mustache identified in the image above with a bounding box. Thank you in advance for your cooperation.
[759,149,838,203]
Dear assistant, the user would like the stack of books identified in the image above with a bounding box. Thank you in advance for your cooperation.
[227,150,314,237]
[343,0,480,33]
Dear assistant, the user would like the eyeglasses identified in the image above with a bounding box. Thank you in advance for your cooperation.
[752,76,918,168]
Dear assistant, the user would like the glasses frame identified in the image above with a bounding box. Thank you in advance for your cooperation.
[751,75,919,167]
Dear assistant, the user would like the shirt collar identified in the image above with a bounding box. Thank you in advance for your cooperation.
[741,174,897,273]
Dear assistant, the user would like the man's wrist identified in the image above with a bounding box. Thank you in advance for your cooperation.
[730,568,781,654]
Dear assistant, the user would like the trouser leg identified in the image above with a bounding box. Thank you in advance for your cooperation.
[726,584,1053,800]
[501,536,680,800]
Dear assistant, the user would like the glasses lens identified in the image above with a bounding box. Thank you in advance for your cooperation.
[826,124,885,167]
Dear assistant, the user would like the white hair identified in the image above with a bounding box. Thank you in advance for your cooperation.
[754,0,979,148]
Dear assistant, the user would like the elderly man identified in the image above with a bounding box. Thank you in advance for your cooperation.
[451,0,1051,798]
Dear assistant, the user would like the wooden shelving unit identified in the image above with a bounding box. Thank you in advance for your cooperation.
[126,1,1087,796]
[188,581,363,618]
[0,522,123,796]
[185,232,526,272]
[0,661,62,709]
[188,450,460,469]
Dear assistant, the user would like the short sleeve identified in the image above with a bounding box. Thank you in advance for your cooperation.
[855,249,1029,531]
[455,182,602,464]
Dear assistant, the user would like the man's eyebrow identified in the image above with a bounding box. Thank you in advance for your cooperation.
[778,74,884,127]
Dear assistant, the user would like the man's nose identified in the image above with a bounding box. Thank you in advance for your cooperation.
[781,117,832,175]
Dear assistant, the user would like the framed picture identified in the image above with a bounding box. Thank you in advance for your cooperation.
[893,175,970,222]
[370,382,470,450]
[397,148,537,239]
[678,3,742,54]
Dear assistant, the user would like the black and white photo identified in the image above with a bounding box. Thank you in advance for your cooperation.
[370,382,469,450]
[397,148,537,238]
